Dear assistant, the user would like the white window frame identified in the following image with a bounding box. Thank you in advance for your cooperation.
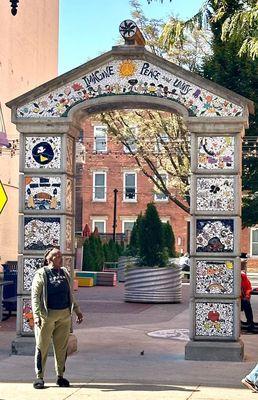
[123,127,137,153]
[93,171,107,202]
[92,219,106,234]
[94,125,107,153]
[122,219,136,233]
[123,171,137,202]
[155,133,170,153]
[154,173,169,202]
[250,227,258,257]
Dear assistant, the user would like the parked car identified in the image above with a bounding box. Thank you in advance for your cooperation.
[179,253,190,272]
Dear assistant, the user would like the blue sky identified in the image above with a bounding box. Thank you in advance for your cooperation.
[59,0,204,74]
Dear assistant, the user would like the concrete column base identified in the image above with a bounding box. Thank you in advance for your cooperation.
[185,339,244,361]
[11,333,77,356]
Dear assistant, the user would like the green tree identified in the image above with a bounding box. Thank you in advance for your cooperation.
[129,213,143,256]
[162,221,176,257]
[139,203,165,266]
[149,0,258,59]
[82,234,104,271]
[103,239,120,263]
[200,0,258,227]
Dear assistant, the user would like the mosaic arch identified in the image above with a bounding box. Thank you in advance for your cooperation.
[7,25,254,360]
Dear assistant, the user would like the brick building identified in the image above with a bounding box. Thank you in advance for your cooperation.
[75,117,258,267]
[76,117,190,254]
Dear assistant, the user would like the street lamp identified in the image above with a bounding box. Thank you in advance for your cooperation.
[10,0,19,16]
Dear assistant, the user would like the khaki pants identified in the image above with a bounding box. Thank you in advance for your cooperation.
[34,308,71,379]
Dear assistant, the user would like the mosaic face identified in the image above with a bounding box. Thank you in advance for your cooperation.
[24,176,61,210]
[22,298,33,332]
[25,136,61,169]
[196,219,234,253]
[23,258,43,292]
[196,260,234,294]
[67,136,74,175]
[196,177,234,212]
[24,217,60,250]
[195,302,234,337]
[66,178,73,213]
[17,60,243,118]
[66,218,73,252]
[197,137,235,169]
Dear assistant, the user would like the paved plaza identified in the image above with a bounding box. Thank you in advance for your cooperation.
[1,283,258,399]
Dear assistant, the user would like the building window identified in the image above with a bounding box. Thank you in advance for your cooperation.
[94,126,107,152]
[93,171,106,201]
[123,172,137,201]
[124,138,137,153]
[155,133,170,153]
[122,220,136,233]
[124,127,137,153]
[251,228,258,256]
[154,174,168,201]
[92,220,106,234]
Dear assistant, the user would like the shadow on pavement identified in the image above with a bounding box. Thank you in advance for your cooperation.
[65,383,199,392]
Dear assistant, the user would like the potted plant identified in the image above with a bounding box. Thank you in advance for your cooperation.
[124,203,182,303]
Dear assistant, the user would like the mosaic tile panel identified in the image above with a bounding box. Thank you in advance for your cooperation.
[66,177,73,213]
[196,177,234,212]
[195,302,234,337]
[24,136,61,169]
[17,60,243,118]
[22,298,34,333]
[196,219,234,253]
[67,136,74,175]
[23,258,43,292]
[196,260,234,295]
[66,218,73,252]
[24,217,60,250]
[24,176,62,210]
[197,137,235,169]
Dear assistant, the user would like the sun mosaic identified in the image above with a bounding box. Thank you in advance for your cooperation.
[119,60,137,77]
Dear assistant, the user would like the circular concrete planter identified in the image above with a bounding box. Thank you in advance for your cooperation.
[124,265,182,303]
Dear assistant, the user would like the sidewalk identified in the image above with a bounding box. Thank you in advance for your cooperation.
[1,283,258,399]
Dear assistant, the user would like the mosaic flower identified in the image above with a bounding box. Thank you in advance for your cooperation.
[196,176,234,212]
[195,302,234,337]
[72,82,83,91]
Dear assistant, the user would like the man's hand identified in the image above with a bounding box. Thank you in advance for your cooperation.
[34,316,41,328]
[76,312,83,324]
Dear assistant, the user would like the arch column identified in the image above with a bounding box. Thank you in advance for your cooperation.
[12,120,79,354]
[184,117,246,361]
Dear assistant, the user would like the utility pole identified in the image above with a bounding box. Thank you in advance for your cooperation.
[112,189,118,241]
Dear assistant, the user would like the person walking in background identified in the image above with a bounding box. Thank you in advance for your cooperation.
[240,253,254,332]
[31,247,83,389]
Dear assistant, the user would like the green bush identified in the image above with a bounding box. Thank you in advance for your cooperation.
[103,239,121,263]
[139,203,165,267]
[128,213,143,256]
[82,233,103,271]
[162,222,176,257]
